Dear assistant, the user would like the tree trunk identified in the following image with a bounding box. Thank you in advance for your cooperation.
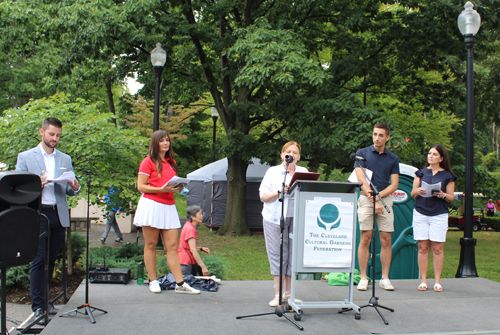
[106,81,116,125]
[218,156,251,236]
[494,123,499,159]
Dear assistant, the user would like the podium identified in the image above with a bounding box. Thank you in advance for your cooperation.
[288,180,362,319]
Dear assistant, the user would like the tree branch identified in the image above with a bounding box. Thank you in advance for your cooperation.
[74,62,133,99]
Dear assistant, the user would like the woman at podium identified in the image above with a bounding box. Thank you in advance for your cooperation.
[259,141,308,307]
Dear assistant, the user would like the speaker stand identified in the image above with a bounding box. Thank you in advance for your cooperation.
[1,268,7,335]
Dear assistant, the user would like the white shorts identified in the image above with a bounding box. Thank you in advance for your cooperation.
[133,196,181,230]
[412,209,448,242]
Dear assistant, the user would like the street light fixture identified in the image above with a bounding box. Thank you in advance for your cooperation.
[150,43,167,131]
[456,1,480,278]
[211,107,219,162]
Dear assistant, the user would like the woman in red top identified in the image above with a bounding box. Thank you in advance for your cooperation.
[134,130,199,294]
[178,205,210,276]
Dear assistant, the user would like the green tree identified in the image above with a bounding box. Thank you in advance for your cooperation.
[4,0,486,235]
[0,93,148,212]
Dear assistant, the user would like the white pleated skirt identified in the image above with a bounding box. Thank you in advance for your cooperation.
[133,196,181,230]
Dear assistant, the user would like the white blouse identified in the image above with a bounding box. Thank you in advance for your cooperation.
[259,163,308,225]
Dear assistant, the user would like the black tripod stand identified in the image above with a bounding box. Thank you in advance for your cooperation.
[237,156,303,331]
[339,160,394,324]
[60,170,107,323]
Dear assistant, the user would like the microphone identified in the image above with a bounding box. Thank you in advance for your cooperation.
[285,155,294,164]
[350,153,366,162]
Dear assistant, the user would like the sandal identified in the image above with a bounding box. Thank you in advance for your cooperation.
[417,283,427,291]
[434,283,443,292]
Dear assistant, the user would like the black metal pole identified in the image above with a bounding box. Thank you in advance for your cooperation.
[153,65,164,249]
[456,34,478,278]
[212,116,218,162]
[153,66,164,132]
[85,177,90,304]
[1,268,6,335]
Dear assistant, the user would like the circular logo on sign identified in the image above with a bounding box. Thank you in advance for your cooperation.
[317,203,341,231]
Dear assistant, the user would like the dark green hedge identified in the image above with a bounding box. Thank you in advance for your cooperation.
[481,217,500,231]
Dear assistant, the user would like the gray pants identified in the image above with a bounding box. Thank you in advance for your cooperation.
[102,211,123,239]
[263,218,293,276]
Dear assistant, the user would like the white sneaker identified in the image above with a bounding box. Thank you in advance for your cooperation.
[379,278,395,291]
[149,280,161,293]
[357,278,369,291]
[175,282,200,294]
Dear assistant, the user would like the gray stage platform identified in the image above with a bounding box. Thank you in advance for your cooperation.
[19,277,498,335]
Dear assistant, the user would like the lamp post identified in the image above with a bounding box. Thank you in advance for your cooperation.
[150,43,167,131]
[456,1,480,278]
[151,43,167,249]
[211,107,219,162]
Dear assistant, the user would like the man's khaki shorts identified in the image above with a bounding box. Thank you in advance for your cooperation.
[357,195,394,232]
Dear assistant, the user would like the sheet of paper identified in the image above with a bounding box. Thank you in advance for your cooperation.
[348,168,372,185]
[164,176,190,187]
[420,181,442,198]
[48,171,76,184]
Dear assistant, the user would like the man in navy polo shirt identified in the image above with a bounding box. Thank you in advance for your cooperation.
[354,123,399,291]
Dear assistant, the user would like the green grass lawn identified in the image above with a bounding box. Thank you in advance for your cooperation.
[196,223,500,282]
[197,224,272,280]
[429,229,500,283]
[179,193,499,282]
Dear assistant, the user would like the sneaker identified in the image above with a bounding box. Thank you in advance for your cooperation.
[357,278,369,291]
[175,282,200,294]
[33,308,45,325]
[115,237,123,242]
[48,303,59,315]
[149,280,161,293]
[379,278,395,291]
[98,238,105,244]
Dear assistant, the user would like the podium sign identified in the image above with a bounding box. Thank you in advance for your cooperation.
[289,180,362,316]
[303,199,354,268]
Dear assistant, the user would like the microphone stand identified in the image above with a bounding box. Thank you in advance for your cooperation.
[339,157,394,324]
[60,169,107,323]
[237,156,303,331]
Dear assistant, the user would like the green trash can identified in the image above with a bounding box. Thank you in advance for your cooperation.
[354,163,419,280]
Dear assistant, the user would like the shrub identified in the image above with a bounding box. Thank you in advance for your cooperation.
[201,254,226,279]
[6,264,31,290]
[69,232,86,264]
[155,257,170,279]
[77,244,226,281]
[481,217,500,231]
[115,242,144,261]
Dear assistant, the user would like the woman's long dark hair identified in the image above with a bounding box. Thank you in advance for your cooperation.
[148,130,177,177]
[425,144,453,174]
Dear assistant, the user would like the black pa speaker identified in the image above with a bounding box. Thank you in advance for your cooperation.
[0,171,42,267]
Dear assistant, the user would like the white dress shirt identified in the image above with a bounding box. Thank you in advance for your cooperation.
[259,163,308,225]
[39,143,57,205]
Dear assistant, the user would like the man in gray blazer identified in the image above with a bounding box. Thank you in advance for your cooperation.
[16,117,80,324]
